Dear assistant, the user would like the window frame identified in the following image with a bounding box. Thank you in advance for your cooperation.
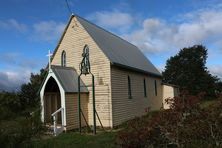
[143,78,147,97]
[128,75,132,99]
[61,50,66,67]
[154,80,157,96]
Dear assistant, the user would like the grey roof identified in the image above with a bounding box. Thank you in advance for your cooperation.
[76,15,162,77]
[51,66,88,93]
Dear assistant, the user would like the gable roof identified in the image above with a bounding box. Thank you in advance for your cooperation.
[52,15,161,77]
[51,66,88,93]
[76,16,161,77]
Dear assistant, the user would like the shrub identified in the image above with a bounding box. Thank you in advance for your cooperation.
[0,92,21,120]
[117,92,222,147]
[0,109,46,147]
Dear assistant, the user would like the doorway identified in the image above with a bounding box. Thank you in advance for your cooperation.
[44,77,61,124]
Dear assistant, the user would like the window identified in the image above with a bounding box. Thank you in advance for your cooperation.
[128,76,132,99]
[61,50,66,67]
[154,80,157,96]
[143,78,147,97]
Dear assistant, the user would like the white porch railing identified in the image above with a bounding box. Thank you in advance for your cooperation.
[51,107,64,136]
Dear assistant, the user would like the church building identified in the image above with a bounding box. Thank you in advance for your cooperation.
[39,15,177,135]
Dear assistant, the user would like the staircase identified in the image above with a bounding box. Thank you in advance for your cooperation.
[50,107,65,136]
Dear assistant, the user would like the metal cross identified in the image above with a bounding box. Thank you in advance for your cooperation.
[46,50,52,71]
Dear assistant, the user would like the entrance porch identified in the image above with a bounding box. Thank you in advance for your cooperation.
[39,66,89,135]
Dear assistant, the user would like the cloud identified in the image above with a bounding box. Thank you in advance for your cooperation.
[0,52,45,91]
[0,19,66,91]
[87,10,134,31]
[157,64,165,73]
[0,18,66,42]
[123,9,222,54]
[0,19,27,32]
[209,65,222,79]
[32,21,65,42]
[0,70,30,92]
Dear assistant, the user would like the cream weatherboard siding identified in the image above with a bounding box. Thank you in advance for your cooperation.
[65,93,88,130]
[111,66,163,126]
[87,85,112,127]
[51,16,113,127]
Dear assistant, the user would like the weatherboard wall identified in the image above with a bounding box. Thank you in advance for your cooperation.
[65,93,88,130]
[51,16,113,127]
[111,66,163,126]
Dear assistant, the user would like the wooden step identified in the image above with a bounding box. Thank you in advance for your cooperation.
[45,124,64,136]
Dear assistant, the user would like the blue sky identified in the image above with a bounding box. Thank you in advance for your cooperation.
[0,0,222,91]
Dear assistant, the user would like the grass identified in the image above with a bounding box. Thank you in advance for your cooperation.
[23,112,161,148]
[8,98,220,147]
[23,131,118,148]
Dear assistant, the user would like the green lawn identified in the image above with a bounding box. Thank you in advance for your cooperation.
[24,131,117,148]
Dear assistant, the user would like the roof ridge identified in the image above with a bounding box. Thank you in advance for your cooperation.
[75,15,139,49]
[75,14,161,76]
[49,14,161,76]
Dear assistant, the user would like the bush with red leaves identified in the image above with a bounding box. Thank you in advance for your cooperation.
[117,92,222,147]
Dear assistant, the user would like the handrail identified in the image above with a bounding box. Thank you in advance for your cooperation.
[51,107,64,136]
[51,107,63,116]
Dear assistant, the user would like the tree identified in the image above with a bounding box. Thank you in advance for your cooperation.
[162,45,219,98]
[0,91,21,120]
[216,81,222,94]
[19,69,47,108]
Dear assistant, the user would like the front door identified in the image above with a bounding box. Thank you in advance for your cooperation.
[44,93,61,124]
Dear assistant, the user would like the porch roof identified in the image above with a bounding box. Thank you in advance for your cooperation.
[51,65,88,93]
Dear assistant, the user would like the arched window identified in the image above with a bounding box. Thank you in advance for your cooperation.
[61,50,66,67]
[128,75,132,99]
[154,80,157,96]
[143,78,147,97]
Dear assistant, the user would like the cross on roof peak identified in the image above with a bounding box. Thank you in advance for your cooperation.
[46,50,53,71]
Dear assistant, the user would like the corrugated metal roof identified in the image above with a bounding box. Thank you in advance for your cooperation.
[76,15,162,77]
[51,66,88,93]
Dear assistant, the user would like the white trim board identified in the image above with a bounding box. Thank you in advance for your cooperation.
[40,71,67,126]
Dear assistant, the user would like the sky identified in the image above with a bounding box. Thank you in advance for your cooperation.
[0,0,222,91]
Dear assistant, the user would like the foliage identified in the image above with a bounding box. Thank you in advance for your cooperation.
[162,45,220,97]
[19,68,47,108]
[0,92,21,120]
[0,110,46,147]
[0,69,47,147]
[0,69,47,119]
[117,92,222,147]
[216,81,222,95]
